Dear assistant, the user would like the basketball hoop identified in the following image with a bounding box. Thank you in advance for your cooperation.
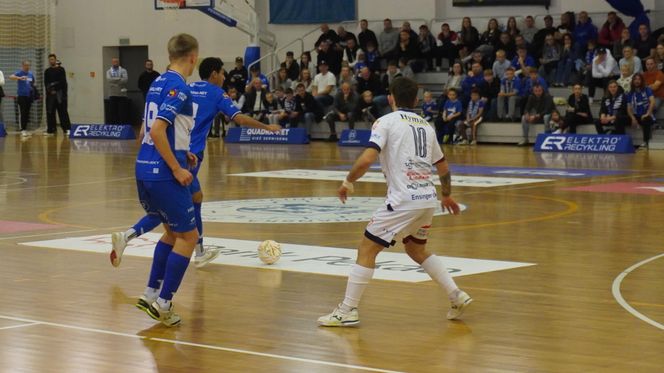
[158,0,184,21]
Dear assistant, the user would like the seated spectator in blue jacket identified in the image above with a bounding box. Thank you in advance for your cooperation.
[512,47,536,77]
[520,67,549,113]
[461,62,485,105]
[245,65,269,91]
[573,11,598,59]
[421,91,438,121]
[435,88,463,144]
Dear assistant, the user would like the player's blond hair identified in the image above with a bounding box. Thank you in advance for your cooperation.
[167,33,199,60]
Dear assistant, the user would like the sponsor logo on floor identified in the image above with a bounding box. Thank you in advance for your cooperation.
[0,220,62,234]
[202,197,467,224]
[563,182,664,195]
[20,233,535,283]
[231,169,551,188]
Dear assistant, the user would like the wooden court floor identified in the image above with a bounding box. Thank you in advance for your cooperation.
[0,134,663,372]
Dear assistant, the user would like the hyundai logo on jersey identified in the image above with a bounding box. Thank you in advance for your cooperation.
[534,134,634,154]
[69,124,136,140]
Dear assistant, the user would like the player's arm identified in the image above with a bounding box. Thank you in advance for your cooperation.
[150,119,192,186]
[435,158,460,215]
[233,113,281,132]
[338,147,379,203]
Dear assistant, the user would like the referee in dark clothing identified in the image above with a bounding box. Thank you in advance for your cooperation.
[44,54,71,135]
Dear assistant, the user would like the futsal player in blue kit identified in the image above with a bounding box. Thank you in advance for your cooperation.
[110,57,281,273]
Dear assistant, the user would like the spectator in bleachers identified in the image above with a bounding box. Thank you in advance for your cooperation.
[246,65,269,91]
[418,25,437,70]
[299,52,316,77]
[465,51,487,73]
[628,73,656,147]
[634,24,656,60]
[446,62,466,93]
[521,16,539,44]
[381,61,403,92]
[533,15,556,56]
[315,23,339,48]
[343,38,362,68]
[514,34,529,55]
[392,30,422,72]
[242,78,269,123]
[265,91,282,124]
[364,41,380,72]
[497,66,522,122]
[459,88,484,145]
[421,91,438,121]
[401,22,419,43]
[512,46,536,77]
[518,84,554,146]
[337,26,357,50]
[506,17,520,38]
[548,109,565,133]
[553,33,576,87]
[557,12,576,35]
[281,88,297,127]
[458,17,480,59]
[356,90,380,123]
[573,11,598,58]
[358,19,378,52]
[461,62,485,102]
[496,32,516,60]
[598,11,625,48]
[356,66,383,98]
[228,87,245,109]
[588,48,619,101]
[338,65,357,88]
[520,67,548,114]
[492,50,511,80]
[617,63,634,93]
[576,39,597,87]
[379,19,400,59]
[619,46,642,74]
[539,34,561,84]
[293,83,323,129]
[283,51,300,81]
[477,18,501,58]
[436,23,459,69]
[563,83,593,133]
[479,69,499,121]
[436,88,463,144]
[275,68,292,92]
[595,80,628,134]
[317,41,342,76]
[0,69,4,128]
[652,43,664,71]
[613,28,633,60]
[398,58,415,79]
[312,60,337,107]
[325,81,358,140]
[227,57,248,94]
[643,57,664,109]
[353,51,368,73]
[292,68,313,93]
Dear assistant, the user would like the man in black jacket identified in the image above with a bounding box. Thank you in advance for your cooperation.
[325,82,359,141]
[283,51,300,81]
[315,24,340,48]
[293,83,323,129]
[358,19,378,52]
[519,84,554,146]
[226,57,248,94]
[137,59,160,99]
[564,84,593,133]
[44,53,71,136]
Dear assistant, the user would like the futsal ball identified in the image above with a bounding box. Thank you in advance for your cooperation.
[258,240,281,265]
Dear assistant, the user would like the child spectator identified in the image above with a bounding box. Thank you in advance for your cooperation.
[282,88,297,127]
[576,39,597,88]
[436,88,463,144]
[421,91,438,121]
[548,109,565,133]
[617,63,634,93]
[479,69,499,121]
[492,49,512,80]
[265,92,282,124]
[459,88,484,145]
[356,90,380,123]
[497,67,522,122]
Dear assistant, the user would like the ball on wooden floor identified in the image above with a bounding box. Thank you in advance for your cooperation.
[257,240,281,264]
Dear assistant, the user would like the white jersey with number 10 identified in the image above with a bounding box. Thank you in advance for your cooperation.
[368,110,444,211]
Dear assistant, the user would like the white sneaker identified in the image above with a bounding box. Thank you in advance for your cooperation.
[458,139,469,145]
[110,232,127,267]
[553,129,562,134]
[65,130,71,136]
[43,131,55,137]
[135,294,157,313]
[194,247,222,268]
[20,130,30,137]
[470,140,477,145]
[517,140,528,146]
[147,301,181,327]
[318,305,359,327]
[447,290,472,320]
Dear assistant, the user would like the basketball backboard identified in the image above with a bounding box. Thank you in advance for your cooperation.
[154,0,213,10]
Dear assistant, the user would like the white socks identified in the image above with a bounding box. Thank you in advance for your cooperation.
[340,264,374,312]
[156,297,171,309]
[144,286,159,300]
[421,255,459,300]
[124,228,137,242]
[195,242,205,257]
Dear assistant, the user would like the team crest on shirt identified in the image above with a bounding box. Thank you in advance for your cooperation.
[168,89,177,97]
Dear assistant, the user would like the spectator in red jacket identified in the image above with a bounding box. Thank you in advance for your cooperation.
[598,11,626,48]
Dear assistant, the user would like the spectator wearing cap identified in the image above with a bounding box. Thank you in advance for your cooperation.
[315,23,339,48]
[573,11,598,58]
[282,51,300,81]
[358,19,378,52]
[588,47,619,101]
[312,60,337,107]
[317,41,342,76]
[518,84,554,146]
[379,19,400,59]
[634,24,656,60]
[227,57,248,93]
[521,16,539,44]
[246,65,269,92]
[598,11,625,48]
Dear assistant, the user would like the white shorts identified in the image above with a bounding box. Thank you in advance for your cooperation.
[364,206,435,247]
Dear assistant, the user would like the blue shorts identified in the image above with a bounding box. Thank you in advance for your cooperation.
[137,179,196,233]
[189,160,202,195]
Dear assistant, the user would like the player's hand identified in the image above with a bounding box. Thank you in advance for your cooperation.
[186,152,198,169]
[265,124,282,133]
[441,196,460,215]
[338,180,354,204]
[631,117,639,127]
[641,114,650,121]
[173,168,193,186]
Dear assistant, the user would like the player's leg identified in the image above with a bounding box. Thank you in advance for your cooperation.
[137,224,175,312]
[110,213,162,267]
[191,188,222,268]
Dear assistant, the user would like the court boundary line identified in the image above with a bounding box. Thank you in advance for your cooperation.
[611,253,664,330]
[0,322,40,331]
[0,314,404,373]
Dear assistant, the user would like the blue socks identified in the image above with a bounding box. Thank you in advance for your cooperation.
[147,241,173,290]
[193,202,203,246]
[133,214,162,237]
[159,252,190,301]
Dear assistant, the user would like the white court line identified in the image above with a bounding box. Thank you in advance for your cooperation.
[0,176,134,193]
[0,314,404,373]
[0,322,40,331]
[0,226,127,242]
[611,253,664,331]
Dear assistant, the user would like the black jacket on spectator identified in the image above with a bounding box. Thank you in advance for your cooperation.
[381,72,403,93]
[392,39,421,62]
[532,27,557,56]
[358,29,378,51]
[479,78,500,103]
[344,46,361,65]
[480,29,501,47]
[634,35,656,59]
[339,31,358,47]
[496,40,516,59]
[567,94,593,118]
[227,67,248,93]
[355,99,381,120]
[315,30,340,48]
[44,65,69,96]
[524,93,555,116]
[332,91,359,115]
[599,92,628,117]
[317,49,342,76]
[242,89,270,114]
[283,61,300,81]
[137,70,160,99]
[356,74,384,96]
[294,92,324,121]
[458,26,480,51]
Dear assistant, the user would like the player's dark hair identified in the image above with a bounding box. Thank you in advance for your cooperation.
[167,33,199,60]
[389,77,419,108]
[48,53,56,59]
[199,57,223,80]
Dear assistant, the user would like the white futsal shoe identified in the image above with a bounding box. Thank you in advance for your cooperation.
[110,231,128,267]
[318,305,360,327]
[194,246,222,268]
[147,301,181,327]
[447,290,472,320]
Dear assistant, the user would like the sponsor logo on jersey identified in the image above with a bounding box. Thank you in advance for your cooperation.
[168,89,177,97]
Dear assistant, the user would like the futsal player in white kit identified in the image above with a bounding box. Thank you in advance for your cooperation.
[318,77,472,327]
